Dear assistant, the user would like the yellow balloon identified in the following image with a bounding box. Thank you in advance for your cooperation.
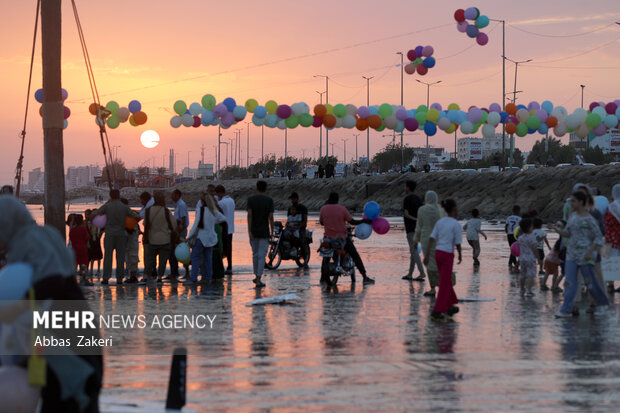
[325,104,334,115]
[426,109,440,122]
[265,100,278,114]
[446,123,457,133]
[448,103,460,111]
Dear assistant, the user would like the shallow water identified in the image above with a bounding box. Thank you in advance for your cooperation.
[30,205,620,412]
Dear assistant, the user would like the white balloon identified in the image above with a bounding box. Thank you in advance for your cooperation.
[554,123,567,137]
[189,102,202,116]
[384,115,398,129]
[170,116,182,128]
[181,114,194,127]
[343,115,356,128]
[575,123,589,138]
[277,119,286,130]
[551,106,568,121]
[486,112,501,126]
[574,108,587,123]
[482,124,495,138]
[461,121,474,134]
[346,104,358,116]
[437,117,451,130]
[516,108,529,123]
[566,114,580,129]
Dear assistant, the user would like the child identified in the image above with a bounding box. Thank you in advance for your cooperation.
[541,236,563,292]
[517,218,538,297]
[86,209,103,279]
[69,213,92,285]
[505,205,521,273]
[533,218,551,275]
[463,208,487,266]
[424,199,462,322]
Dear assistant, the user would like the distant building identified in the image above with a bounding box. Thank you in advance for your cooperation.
[587,129,620,157]
[169,149,175,174]
[181,167,198,179]
[457,134,511,162]
[28,167,45,192]
[65,165,101,190]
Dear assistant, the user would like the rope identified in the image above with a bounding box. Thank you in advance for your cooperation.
[70,0,115,189]
[14,0,41,198]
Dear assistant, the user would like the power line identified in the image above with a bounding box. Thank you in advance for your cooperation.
[507,21,619,38]
[524,36,620,64]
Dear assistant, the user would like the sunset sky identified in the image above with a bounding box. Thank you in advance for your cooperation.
[1,0,619,183]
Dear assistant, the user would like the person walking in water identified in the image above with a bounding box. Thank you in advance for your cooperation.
[247,180,274,288]
[424,199,462,322]
[93,189,138,285]
[414,190,444,297]
[69,213,92,285]
[517,218,538,297]
[553,191,610,318]
[402,180,426,281]
[168,189,189,281]
[143,191,176,283]
[216,185,235,275]
[506,205,521,273]
[463,208,487,267]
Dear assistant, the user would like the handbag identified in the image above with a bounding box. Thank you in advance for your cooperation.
[164,208,181,246]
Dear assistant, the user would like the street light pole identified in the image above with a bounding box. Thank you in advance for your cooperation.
[362,75,374,169]
[284,128,288,172]
[353,133,360,162]
[490,18,506,169]
[416,79,442,166]
[314,75,329,158]
[506,57,532,168]
[217,125,222,179]
[342,138,348,163]
[261,125,264,164]
[316,90,325,159]
[245,121,251,169]
[581,84,587,149]
[397,51,404,170]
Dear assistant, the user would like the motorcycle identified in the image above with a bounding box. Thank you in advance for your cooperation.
[319,227,356,286]
[265,221,313,270]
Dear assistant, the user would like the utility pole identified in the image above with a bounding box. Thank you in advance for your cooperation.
[261,125,264,164]
[362,75,374,169]
[314,75,329,158]
[245,121,251,168]
[316,90,325,159]
[491,18,506,169]
[201,144,205,164]
[416,79,442,166]
[397,51,404,170]
[353,133,360,163]
[506,57,532,169]
[42,0,66,238]
[342,138,348,163]
[581,84,587,149]
[284,128,288,172]
[217,125,222,179]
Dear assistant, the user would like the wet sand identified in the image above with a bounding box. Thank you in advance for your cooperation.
[31,206,620,412]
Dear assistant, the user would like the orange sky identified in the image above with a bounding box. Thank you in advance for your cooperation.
[1,0,619,183]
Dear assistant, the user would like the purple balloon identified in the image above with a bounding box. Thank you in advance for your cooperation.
[430,103,442,111]
[476,32,488,46]
[467,107,483,123]
[407,49,417,61]
[457,21,468,33]
[213,103,227,117]
[593,123,606,136]
[422,45,434,57]
[466,24,479,38]
[61,88,68,101]
[528,101,540,111]
[221,112,235,127]
[276,104,292,119]
[464,7,477,20]
[535,109,547,122]
[414,45,424,57]
[312,115,323,127]
[357,106,370,119]
[404,118,419,132]
[395,108,408,121]
[489,103,501,113]
[508,115,519,124]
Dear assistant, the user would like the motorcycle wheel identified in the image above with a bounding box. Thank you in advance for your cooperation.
[265,245,281,270]
[295,245,311,268]
[321,257,338,286]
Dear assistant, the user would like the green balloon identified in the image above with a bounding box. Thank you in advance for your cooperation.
[472,124,480,134]
[526,116,541,130]
[299,113,314,127]
[174,100,187,116]
[376,122,386,132]
[334,104,347,118]
[585,113,601,128]
[106,101,119,114]
[415,111,427,125]
[106,115,119,129]
[201,94,216,110]
[285,116,299,129]
[516,123,528,137]
[378,103,393,119]
[417,105,428,113]
[480,111,488,123]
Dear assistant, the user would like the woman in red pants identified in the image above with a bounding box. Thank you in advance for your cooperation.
[423,199,462,321]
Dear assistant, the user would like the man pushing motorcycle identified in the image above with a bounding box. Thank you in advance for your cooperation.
[319,192,375,285]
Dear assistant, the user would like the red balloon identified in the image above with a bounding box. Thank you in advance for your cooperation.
[416,65,428,75]
[454,9,465,22]
[406,49,417,61]
[192,116,201,127]
[356,117,368,131]
[404,118,418,132]
[323,114,337,128]
[605,102,618,115]
[63,106,71,119]
[589,102,599,112]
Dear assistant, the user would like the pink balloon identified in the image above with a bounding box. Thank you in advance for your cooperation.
[417,65,428,75]
[396,108,408,121]
[593,123,606,136]
[589,102,599,112]
[510,242,520,257]
[457,21,468,33]
[371,217,390,235]
[476,32,488,45]
[534,109,547,122]
[422,45,434,57]
[605,102,618,115]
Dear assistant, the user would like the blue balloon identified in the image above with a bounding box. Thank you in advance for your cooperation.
[517,104,527,111]
[223,97,236,112]
[364,201,381,220]
[252,114,265,126]
[466,24,479,38]
[254,105,267,119]
[354,223,372,240]
[0,263,33,301]
[201,110,214,125]
[369,106,379,115]
[232,105,247,119]
[500,111,509,123]
[537,124,549,134]
[476,15,490,28]
[528,128,536,134]
[594,196,610,215]
[34,89,44,103]
[128,100,141,114]
[424,122,437,136]
[447,110,458,123]
[395,120,405,132]
[541,100,554,114]
[265,114,279,128]
[175,243,191,262]
[210,118,220,126]
[407,109,416,118]
[422,57,436,68]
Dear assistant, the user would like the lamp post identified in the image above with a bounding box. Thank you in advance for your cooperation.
[245,121,251,169]
[284,128,288,173]
[362,75,374,169]
[222,142,229,168]
[490,18,506,168]
[217,125,222,179]
[353,133,360,163]
[341,138,348,163]
[506,57,532,168]
[314,75,329,157]
[581,84,587,149]
[261,125,264,164]
[397,51,405,170]
[415,79,441,166]
[316,90,325,159]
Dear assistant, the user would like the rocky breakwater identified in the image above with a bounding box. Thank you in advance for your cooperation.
[119,165,618,219]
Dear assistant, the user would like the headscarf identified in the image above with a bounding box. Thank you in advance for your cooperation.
[610,183,620,223]
[0,196,75,282]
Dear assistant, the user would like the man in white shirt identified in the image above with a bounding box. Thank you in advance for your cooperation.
[216,185,235,274]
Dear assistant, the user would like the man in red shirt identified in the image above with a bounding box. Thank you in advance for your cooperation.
[319,192,375,285]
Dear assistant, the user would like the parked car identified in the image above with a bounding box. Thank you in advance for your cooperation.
[610,161,620,166]
[582,163,596,167]
[504,167,520,172]
[556,163,572,168]
[522,164,537,171]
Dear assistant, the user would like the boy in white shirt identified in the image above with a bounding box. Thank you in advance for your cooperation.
[463,208,487,267]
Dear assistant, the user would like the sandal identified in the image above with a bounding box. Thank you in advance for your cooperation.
[413,275,426,282]
[423,290,436,297]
